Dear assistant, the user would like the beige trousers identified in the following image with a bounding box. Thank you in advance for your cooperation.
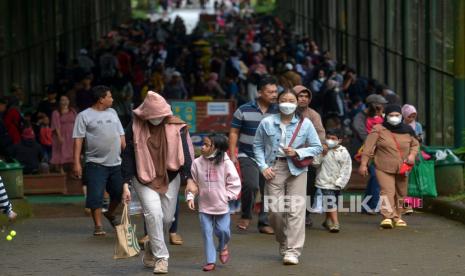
[265,160,307,257]
[376,169,408,221]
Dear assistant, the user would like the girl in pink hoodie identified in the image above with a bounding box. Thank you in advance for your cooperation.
[187,134,241,272]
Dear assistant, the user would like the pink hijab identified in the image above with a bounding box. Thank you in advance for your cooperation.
[401,104,417,131]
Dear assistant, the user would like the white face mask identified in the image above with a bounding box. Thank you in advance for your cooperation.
[334,87,340,92]
[387,116,402,126]
[279,103,297,115]
[205,150,217,159]
[326,139,339,149]
[149,117,164,125]
[319,77,326,82]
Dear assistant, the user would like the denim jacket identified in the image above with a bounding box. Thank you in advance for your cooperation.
[253,114,323,176]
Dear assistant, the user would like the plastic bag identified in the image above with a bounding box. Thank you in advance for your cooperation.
[128,185,143,216]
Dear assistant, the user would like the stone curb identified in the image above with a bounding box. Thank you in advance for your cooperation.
[423,197,465,224]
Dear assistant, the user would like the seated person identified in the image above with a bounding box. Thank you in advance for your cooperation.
[13,127,43,174]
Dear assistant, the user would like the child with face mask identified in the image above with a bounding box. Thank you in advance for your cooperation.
[187,134,241,272]
[312,129,352,233]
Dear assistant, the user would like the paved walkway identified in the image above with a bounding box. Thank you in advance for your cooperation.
[1,202,465,275]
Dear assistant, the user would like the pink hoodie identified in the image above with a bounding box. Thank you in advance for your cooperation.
[132,91,194,193]
[191,153,241,215]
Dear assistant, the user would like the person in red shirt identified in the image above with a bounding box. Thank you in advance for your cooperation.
[3,96,23,144]
[38,114,53,162]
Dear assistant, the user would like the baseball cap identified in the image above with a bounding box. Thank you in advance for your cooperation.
[293,85,311,95]
[366,94,388,104]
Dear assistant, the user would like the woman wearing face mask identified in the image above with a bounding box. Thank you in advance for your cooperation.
[358,104,419,229]
[254,89,322,265]
[121,91,196,274]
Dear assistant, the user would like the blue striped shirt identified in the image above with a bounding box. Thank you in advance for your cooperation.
[231,100,278,158]
[0,176,13,215]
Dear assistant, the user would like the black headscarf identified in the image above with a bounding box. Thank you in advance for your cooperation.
[382,104,416,136]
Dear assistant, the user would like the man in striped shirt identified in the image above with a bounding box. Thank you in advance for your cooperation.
[0,176,17,221]
[229,76,278,234]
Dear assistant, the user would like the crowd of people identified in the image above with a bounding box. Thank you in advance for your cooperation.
[0,2,426,274]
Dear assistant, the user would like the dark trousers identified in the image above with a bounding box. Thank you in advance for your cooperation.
[362,164,381,212]
[305,166,317,216]
[238,156,269,227]
[169,198,180,233]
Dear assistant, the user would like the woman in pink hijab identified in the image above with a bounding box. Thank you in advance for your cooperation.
[401,104,424,214]
[121,92,196,274]
[401,104,424,142]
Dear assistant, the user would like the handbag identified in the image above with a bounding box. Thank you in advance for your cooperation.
[389,132,413,176]
[288,118,314,168]
[408,152,438,197]
[113,203,141,259]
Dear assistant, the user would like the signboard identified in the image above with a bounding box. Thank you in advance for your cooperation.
[196,101,235,133]
[169,100,235,134]
[207,102,229,115]
[171,101,196,133]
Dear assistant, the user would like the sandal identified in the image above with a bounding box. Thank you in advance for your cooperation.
[380,218,394,229]
[169,233,183,245]
[394,219,408,227]
[219,246,230,264]
[202,263,216,271]
[236,219,250,230]
[103,212,118,228]
[93,226,106,236]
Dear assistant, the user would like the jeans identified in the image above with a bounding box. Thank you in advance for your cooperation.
[133,174,180,260]
[199,212,230,264]
[363,164,380,212]
[238,157,269,227]
[84,162,123,209]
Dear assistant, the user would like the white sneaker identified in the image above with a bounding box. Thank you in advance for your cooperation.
[153,258,168,274]
[283,254,299,265]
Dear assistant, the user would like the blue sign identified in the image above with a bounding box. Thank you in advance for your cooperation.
[171,101,196,133]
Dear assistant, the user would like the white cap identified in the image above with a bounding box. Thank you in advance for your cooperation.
[285,63,293,70]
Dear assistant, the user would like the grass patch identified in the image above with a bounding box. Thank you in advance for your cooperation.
[441,193,465,202]
[132,9,149,19]
[252,0,276,14]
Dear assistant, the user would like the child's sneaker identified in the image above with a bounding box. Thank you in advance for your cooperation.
[329,224,340,233]
[8,210,17,221]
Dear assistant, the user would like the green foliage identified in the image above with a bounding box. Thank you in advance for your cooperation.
[453,130,465,160]
[252,0,276,14]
